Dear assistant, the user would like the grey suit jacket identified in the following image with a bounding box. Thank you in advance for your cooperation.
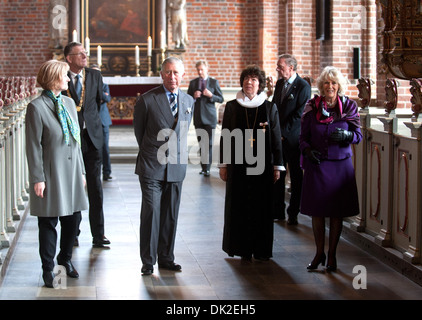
[187,77,224,128]
[25,92,88,217]
[134,85,194,182]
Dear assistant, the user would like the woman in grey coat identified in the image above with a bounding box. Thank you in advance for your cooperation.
[25,60,88,288]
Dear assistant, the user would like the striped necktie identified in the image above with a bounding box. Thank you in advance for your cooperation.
[170,93,178,118]
[280,81,289,102]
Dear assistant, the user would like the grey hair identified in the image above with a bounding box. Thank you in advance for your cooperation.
[162,56,184,70]
[278,54,297,71]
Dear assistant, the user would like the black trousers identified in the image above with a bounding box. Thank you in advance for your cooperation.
[80,129,105,239]
[38,212,81,272]
[195,125,214,171]
[273,142,303,218]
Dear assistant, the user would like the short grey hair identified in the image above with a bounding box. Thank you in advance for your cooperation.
[278,54,297,71]
[316,66,348,96]
[162,56,184,70]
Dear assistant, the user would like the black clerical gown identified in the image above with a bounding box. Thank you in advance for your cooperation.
[220,99,283,258]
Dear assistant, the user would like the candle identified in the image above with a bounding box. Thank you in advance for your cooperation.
[135,45,140,65]
[160,30,165,49]
[147,36,152,57]
[85,37,90,56]
[72,30,77,42]
[97,45,102,67]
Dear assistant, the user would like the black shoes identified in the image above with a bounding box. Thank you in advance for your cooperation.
[287,216,298,225]
[74,235,111,247]
[103,175,112,181]
[92,236,111,247]
[44,258,79,287]
[141,264,154,275]
[199,170,210,177]
[42,271,55,288]
[158,262,182,271]
[326,257,337,272]
[57,259,79,278]
[142,262,182,275]
[307,253,338,272]
[307,253,326,270]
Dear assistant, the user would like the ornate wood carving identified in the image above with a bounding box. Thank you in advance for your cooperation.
[382,0,422,79]
[357,77,373,109]
[384,78,399,115]
[108,96,137,121]
[265,76,274,99]
[409,78,422,121]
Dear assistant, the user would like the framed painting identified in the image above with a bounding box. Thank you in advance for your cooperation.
[82,0,150,45]
[81,0,152,76]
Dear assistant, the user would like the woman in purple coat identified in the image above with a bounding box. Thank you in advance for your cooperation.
[299,66,362,272]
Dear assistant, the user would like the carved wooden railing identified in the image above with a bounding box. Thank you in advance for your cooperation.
[0,76,38,267]
[353,76,422,268]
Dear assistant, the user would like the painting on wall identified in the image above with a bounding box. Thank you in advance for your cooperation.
[81,0,152,76]
[83,0,150,45]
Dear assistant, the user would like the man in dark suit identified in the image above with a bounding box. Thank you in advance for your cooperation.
[63,42,110,247]
[187,60,224,176]
[272,54,311,225]
[91,64,113,181]
[134,57,194,275]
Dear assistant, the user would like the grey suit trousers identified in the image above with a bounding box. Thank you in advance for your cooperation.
[139,176,183,266]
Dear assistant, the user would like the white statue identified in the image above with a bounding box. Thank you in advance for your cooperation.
[168,0,188,49]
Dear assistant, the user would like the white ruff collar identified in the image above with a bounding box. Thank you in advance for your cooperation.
[236,90,267,108]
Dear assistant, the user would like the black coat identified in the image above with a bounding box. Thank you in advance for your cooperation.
[220,99,283,258]
[272,74,311,147]
[64,67,104,150]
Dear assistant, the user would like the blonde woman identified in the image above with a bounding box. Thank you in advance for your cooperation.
[26,60,88,287]
[299,66,362,272]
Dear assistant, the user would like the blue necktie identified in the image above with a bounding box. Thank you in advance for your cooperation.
[170,93,178,118]
[75,74,82,100]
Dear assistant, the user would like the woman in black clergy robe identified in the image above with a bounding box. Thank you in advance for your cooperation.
[218,65,284,261]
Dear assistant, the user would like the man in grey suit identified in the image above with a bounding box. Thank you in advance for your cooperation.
[187,60,224,176]
[134,57,194,275]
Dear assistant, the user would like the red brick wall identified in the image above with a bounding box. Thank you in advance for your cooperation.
[0,0,52,76]
[0,0,414,110]
[181,0,279,87]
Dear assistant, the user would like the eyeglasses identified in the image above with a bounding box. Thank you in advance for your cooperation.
[68,51,88,56]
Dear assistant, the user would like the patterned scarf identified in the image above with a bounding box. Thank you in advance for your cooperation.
[315,95,341,124]
[45,90,81,145]
[303,94,360,128]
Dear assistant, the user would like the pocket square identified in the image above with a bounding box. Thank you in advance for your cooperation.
[287,94,294,100]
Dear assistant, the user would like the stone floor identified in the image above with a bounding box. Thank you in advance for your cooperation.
[1,126,422,305]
